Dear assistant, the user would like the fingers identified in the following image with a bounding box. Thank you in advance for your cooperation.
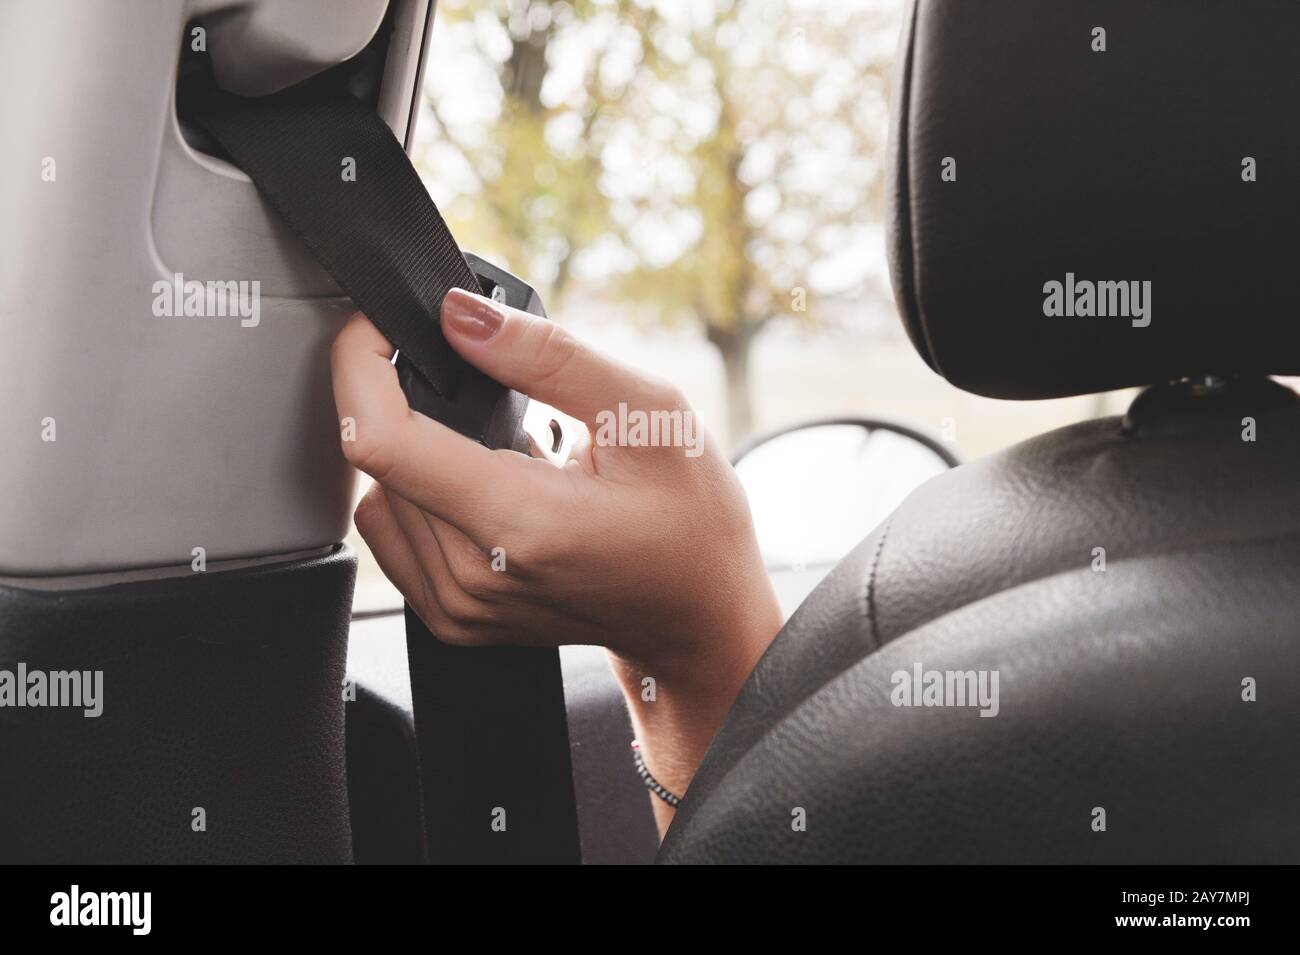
[352,483,446,626]
[353,483,423,597]
[355,483,493,646]
[331,312,535,541]
[440,289,683,429]
[563,421,594,473]
[384,489,503,633]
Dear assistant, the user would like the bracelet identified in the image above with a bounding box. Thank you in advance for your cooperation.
[631,739,682,808]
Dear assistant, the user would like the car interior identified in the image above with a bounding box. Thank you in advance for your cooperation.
[1,0,1297,879]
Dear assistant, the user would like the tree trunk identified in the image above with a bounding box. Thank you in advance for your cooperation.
[716,331,755,446]
[504,16,550,115]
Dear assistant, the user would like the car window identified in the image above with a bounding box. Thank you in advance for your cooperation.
[352,0,1136,614]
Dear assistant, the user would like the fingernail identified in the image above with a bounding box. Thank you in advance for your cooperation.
[443,288,504,341]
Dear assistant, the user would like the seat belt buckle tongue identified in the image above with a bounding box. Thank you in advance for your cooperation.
[461,252,548,320]
[395,254,544,453]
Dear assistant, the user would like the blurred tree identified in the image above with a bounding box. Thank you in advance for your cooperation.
[419,0,654,303]
[420,0,900,442]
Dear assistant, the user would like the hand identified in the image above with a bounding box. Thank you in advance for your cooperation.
[331,289,783,831]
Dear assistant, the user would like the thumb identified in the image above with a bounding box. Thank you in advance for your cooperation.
[440,288,678,429]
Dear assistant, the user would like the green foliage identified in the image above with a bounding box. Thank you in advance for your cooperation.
[418,0,901,437]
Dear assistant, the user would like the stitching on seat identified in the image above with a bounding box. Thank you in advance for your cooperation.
[865,518,893,652]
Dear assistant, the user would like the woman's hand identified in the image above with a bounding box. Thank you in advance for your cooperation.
[331,289,783,832]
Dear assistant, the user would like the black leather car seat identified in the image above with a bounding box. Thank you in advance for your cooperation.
[658,0,1300,864]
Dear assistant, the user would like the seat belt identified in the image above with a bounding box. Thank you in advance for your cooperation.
[196,84,582,864]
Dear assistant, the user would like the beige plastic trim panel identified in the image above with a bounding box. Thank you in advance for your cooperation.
[0,0,432,576]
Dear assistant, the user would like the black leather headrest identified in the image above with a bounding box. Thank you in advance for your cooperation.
[887,0,1300,400]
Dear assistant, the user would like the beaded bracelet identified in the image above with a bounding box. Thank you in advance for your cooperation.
[631,739,682,808]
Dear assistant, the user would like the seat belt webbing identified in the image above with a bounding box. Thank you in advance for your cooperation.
[196,87,582,865]
[199,89,475,398]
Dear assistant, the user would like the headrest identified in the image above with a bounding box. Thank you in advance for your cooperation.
[887,0,1300,400]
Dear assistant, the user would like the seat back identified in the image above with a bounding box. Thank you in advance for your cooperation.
[660,0,1300,863]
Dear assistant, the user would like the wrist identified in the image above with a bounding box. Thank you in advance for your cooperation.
[609,578,783,808]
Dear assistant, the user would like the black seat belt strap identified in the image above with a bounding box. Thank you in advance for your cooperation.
[199,89,473,404]
[196,86,581,864]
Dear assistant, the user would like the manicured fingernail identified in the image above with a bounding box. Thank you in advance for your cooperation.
[443,288,504,341]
